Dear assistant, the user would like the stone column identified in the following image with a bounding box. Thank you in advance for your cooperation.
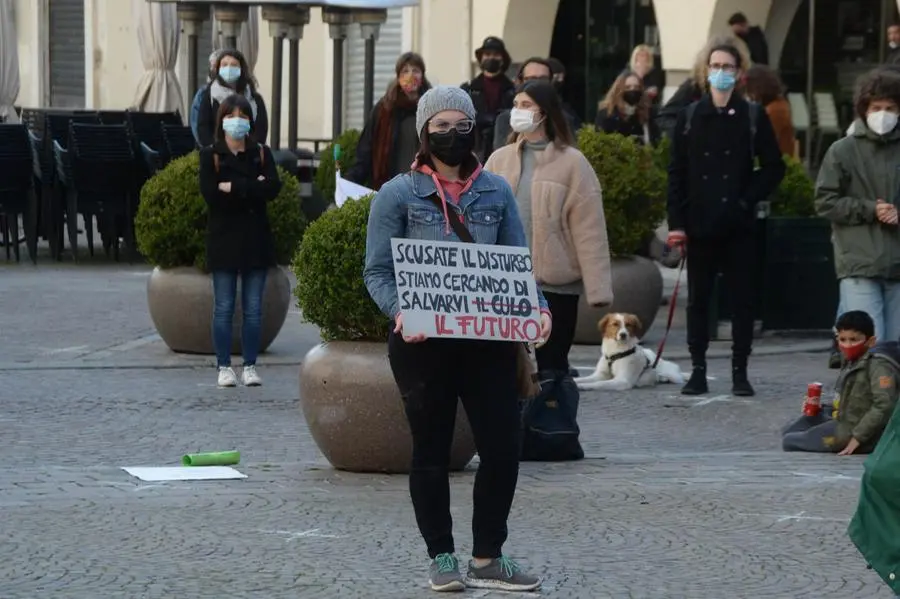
[322,7,354,139]
[213,3,249,50]
[175,3,211,102]
[261,8,287,149]
[286,8,310,150]
[354,9,388,124]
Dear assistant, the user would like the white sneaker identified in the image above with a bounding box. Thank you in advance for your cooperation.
[241,365,262,387]
[217,366,238,388]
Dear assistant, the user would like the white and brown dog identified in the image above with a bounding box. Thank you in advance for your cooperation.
[574,313,685,391]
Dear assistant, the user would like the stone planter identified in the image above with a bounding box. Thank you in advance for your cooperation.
[573,255,663,345]
[147,266,291,355]
[299,341,476,473]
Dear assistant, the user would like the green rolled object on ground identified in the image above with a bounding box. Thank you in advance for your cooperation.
[182,451,240,466]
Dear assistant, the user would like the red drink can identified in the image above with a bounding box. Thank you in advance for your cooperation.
[803,382,823,416]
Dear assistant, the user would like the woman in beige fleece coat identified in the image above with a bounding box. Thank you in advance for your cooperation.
[485,80,612,374]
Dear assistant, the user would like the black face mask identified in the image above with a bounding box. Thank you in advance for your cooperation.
[427,130,475,167]
[623,90,643,106]
[481,58,502,74]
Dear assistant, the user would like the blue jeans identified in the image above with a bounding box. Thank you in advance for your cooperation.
[840,277,900,341]
[212,269,268,368]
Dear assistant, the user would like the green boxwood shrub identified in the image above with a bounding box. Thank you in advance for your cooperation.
[314,129,362,202]
[652,133,672,173]
[577,126,668,256]
[135,151,306,270]
[292,194,390,341]
[770,155,816,217]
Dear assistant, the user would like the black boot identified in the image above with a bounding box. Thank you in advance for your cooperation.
[732,359,755,397]
[681,365,709,395]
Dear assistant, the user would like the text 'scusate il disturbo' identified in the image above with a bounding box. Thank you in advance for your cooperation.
[390,238,541,342]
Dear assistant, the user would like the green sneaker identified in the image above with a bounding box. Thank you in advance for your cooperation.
[465,556,542,591]
[428,553,465,592]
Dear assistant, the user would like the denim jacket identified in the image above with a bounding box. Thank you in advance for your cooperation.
[364,169,549,319]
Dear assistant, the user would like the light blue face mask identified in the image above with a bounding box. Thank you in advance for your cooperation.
[222,116,251,140]
[219,65,241,84]
[707,69,737,91]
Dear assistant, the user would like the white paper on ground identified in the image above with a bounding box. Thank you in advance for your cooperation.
[335,169,375,207]
[122,466,247,482]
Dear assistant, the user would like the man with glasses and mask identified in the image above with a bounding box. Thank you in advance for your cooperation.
[491,57,553,151]
[461,37,516,161]
[666,42,784,398]
[492,58,582,151]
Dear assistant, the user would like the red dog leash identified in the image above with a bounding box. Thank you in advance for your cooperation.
[651,255,686,369]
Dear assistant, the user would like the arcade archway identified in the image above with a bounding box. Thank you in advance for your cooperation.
[549,0,661,124]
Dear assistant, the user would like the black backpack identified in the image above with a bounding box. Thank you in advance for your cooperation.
[520,371,585,462]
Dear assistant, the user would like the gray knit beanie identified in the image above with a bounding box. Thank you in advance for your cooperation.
[415,86,477,139]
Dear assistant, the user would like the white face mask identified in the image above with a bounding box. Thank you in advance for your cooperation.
[866,110,899,136]
[510,108,543,133]
[891,41,899,49]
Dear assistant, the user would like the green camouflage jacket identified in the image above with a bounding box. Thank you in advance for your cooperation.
[832,343,900,447]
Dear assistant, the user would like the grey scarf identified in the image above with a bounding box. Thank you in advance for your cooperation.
[210,80,258,119]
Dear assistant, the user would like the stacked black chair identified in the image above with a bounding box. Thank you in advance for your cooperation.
[161,124,197,165]
[98,110,128,125]
[44,112,100,259]
[140,142,161,177]
[0,124,39,263]
[63,123,137,262]
[126,110,182,172]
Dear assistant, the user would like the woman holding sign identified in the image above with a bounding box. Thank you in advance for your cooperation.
[364,86,551,593]
[485,80,612,375]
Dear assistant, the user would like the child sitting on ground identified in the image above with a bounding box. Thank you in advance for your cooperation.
[782,310,900,455]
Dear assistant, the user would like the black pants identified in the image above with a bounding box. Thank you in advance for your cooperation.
[782,412,873,454]
[536,292,580,373]
[388,331,521,559]
[686,234,756,363]
[782,413,846,452]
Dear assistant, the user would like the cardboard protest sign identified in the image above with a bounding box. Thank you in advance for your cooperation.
[390,238,541,342]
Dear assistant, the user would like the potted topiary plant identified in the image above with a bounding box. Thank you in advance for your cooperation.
[135,151,306,354]
[761,154,838,330]
[572,127,669,344]
[292,194,476,473]
[313,129,361,204]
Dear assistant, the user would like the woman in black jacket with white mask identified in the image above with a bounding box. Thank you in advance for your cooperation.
[199,94,281,388]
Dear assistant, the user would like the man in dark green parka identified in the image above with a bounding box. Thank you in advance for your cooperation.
[816,67,900,344]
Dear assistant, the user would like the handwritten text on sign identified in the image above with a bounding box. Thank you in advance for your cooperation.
[391,238,541,342]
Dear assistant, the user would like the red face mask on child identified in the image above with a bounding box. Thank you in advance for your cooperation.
[839,341,868,362]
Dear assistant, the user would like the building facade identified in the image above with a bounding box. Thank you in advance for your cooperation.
[13,0,900,142]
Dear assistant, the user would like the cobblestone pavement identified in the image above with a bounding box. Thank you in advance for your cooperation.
[1,265,890,598]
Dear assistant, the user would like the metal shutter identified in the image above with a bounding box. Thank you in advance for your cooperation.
[343,7,404,131]
[48,0,85,108]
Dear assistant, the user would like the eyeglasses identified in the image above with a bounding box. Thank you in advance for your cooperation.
[430,119,475,134]
[523,75,551,82]
[709,63,737,73]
